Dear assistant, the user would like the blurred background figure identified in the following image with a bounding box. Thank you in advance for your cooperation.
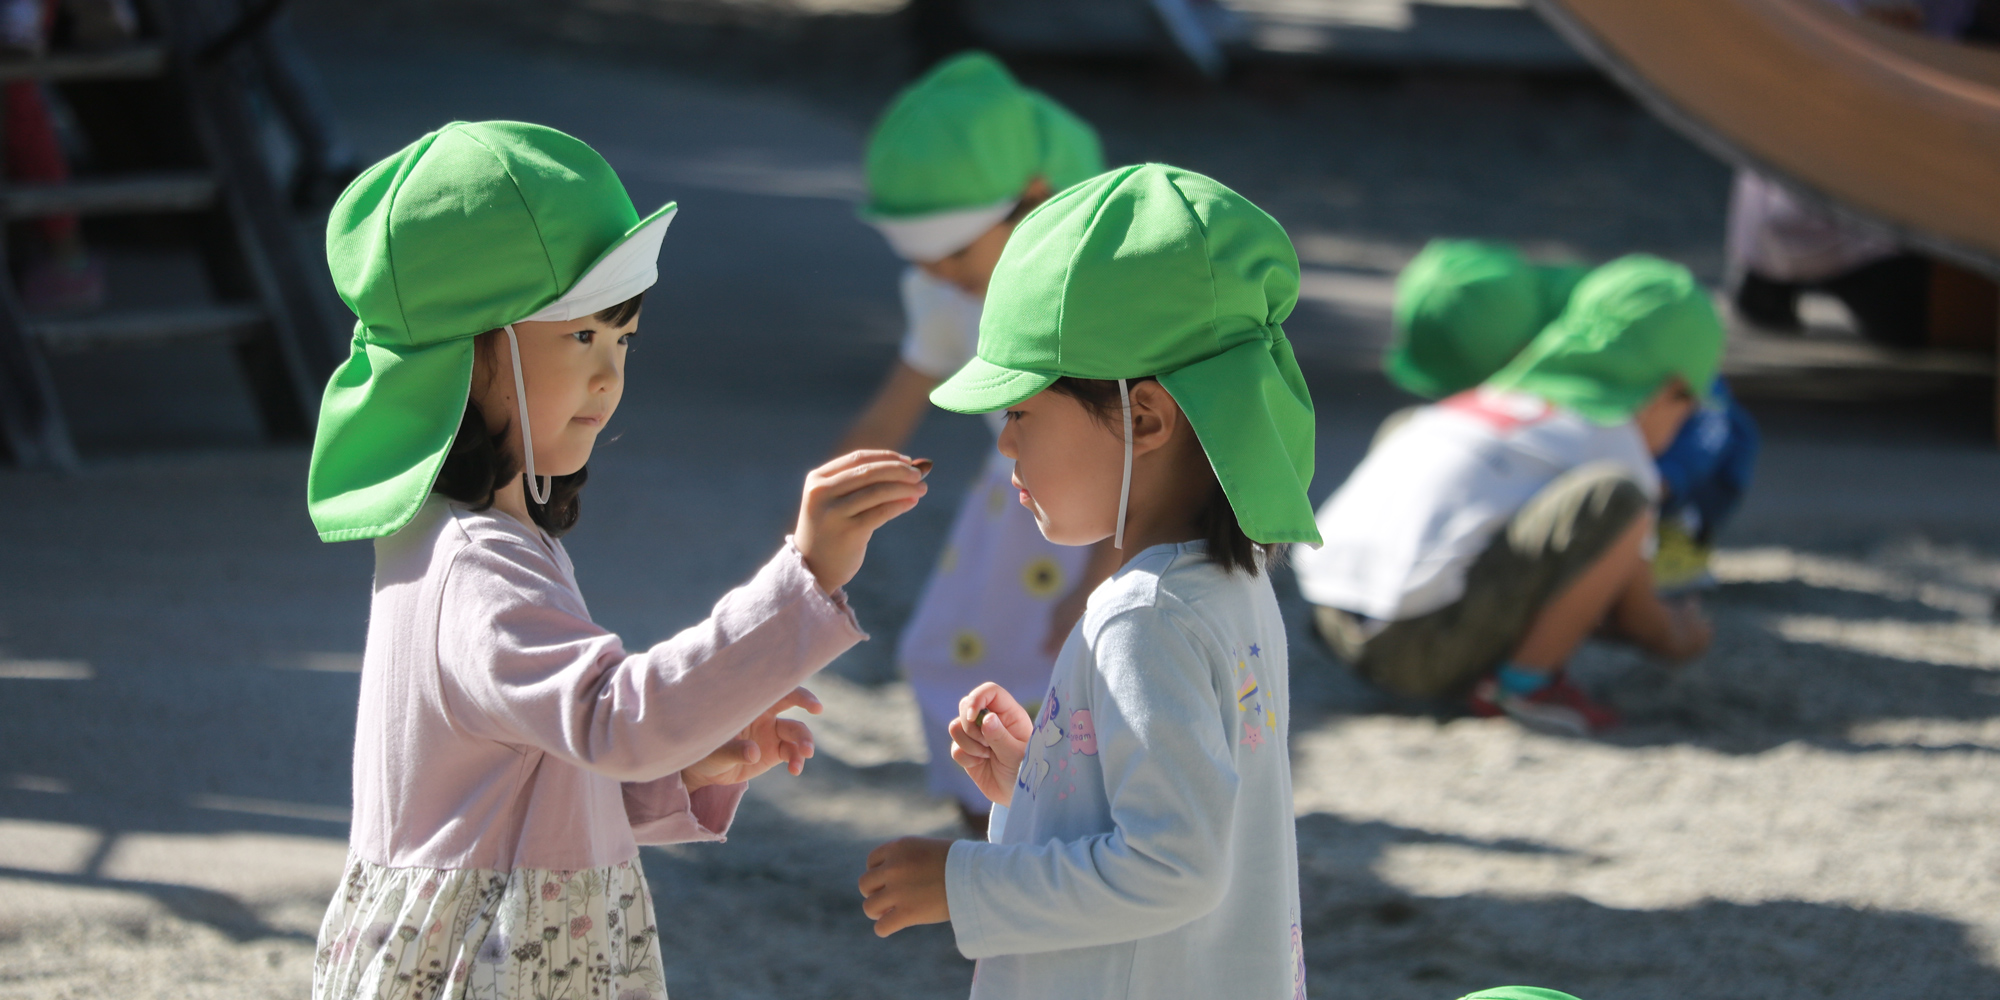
[1296,256,1725,735]
[839,50,1116,834]
[1379,239,1759,599]
[0,0,133,312]
[1725,0,1988,347]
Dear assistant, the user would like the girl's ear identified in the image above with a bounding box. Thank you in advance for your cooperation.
[1127,380,1185,457]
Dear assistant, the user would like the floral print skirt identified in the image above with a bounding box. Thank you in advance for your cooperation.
[314,856,666,1000]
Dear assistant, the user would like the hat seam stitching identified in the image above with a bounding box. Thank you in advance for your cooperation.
[1056,164,1141,374]
[1169,171,1226,356]
[459,127,563,314]
[378,128,448,344]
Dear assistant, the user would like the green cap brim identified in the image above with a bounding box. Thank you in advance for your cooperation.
[929,354,1058,414]
[521,202,676,322]
[307,331,475,542]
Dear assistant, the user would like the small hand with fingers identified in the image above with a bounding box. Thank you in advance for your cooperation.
[795,450,930,593]
[947,682,1033,808]
[681,686,823,790]
[858,836,952,937]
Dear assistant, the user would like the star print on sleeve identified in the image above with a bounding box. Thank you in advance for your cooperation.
[1248,643,1261,657]
[1241,723,1265,750]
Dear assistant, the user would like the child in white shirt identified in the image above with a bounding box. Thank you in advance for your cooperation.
[1293,255,1723,734]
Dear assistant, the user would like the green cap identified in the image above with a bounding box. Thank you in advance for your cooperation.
[1485,254,1722,425]
[861,51,1105,262]
[929,164,1319,545]
[307,121,677,542]
[1457,988,1582,1000]
[1386,239,1589,399]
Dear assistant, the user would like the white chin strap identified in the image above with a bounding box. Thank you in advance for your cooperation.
[502,324,552,506]
[1116,378,1132,550]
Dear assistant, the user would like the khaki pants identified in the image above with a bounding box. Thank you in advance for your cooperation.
[1314,462,1648,698]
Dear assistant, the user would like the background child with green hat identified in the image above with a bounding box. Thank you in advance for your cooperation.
[305,121,928,1000]
[1294,255,1723,735]
[838,49,1119,832]
[1384,239,1590,402]
[856,163,1317,1000]
[1381,238,1761,593]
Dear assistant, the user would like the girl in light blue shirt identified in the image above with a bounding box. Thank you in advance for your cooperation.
[857,163,1321,1000]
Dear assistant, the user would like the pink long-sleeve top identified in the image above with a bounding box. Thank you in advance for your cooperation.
[349,498,865,872]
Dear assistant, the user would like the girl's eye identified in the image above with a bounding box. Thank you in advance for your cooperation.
[571,330,594,345]
[1003,409,1023,423]
[618,333,636,347]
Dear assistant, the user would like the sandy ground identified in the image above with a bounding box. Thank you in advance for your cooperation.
[4,8,2000,999]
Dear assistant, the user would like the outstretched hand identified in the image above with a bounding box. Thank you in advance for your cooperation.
[947,682,1033,808]
[795,450,929,593]
[682,687,822,791]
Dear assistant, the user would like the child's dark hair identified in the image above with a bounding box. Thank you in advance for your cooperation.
[432,292,643,537]
[1046,375,1277,576]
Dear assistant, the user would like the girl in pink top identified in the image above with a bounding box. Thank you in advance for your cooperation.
[303,122,928,1000]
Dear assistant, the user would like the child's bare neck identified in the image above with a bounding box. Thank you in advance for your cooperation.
[490,475,535,533]
[1113,433,1214,565]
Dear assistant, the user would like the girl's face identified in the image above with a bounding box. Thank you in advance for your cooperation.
[473,310,638,477]
[997,389,1126,546]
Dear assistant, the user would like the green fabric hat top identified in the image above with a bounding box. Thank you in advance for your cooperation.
[1457,987,1582,1000]
[1485,254,1723,425]
[861,50,1104,261]
[1386,239,1589,399]
[307,120,677,542]
[929,163,1320,546]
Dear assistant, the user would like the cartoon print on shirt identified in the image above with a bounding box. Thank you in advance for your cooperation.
[1235,643,1278,749]
[1068,710,1097,756]
[1018,688,1065,799]
[1252,641,1277,727]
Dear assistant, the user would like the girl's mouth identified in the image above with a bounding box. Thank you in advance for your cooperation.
[572,415,604,427]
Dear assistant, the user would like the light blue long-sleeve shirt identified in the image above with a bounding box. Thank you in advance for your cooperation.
[944,542,1306,1000]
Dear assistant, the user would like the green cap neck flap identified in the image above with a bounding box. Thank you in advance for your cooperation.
[1386,239,1588,399]
[929,163,1320,546]
[307,120,675,542]
[861,51,1104,262]
[1485,254,1723,425]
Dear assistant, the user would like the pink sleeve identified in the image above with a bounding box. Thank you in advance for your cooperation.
[440,538,865,782]
[622,774,748,844]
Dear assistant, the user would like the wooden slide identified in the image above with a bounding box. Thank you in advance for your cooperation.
[1532,0,2000,420]
[1531,0,2000,272]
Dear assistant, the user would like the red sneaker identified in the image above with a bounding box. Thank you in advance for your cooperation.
[1468,672,1620,735]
